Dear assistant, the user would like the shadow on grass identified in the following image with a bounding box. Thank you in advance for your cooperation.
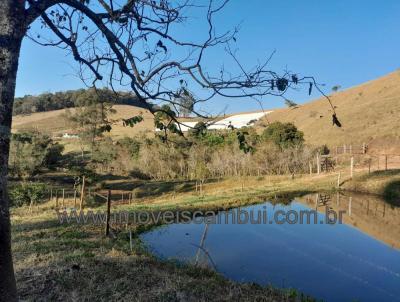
[105,178,221,198]
[359,169,400,180]
[354,169,400,206]
[382,179,400,206]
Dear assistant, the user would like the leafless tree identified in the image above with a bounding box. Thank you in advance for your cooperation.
[0,0,338,299]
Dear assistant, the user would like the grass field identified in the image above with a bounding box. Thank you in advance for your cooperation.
[11,158,400,301]
[12,173,339,301]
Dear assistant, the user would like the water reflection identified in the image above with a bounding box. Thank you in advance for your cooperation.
[141,192,400,302]
[300,192,400,249]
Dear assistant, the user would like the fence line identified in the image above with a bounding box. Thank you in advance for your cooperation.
[335,143,367,155]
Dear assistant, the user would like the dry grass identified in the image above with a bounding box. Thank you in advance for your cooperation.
[257,70,400,151]
[342,169,400,201]
[10,167,400,300]
[12,105,155,138]
[11,174,331,301]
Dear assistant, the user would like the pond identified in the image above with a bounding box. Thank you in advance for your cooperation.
[141,192,400,302]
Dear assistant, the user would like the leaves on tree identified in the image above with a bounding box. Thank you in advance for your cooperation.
[284,99,298,108]
[123,115,144,127]
[156,40,167,53]
[99,124,112,132]
[276,78,288,91]
[332,114,342,127]
[236,131,254,154]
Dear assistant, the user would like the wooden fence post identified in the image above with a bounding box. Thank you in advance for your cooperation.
[62,189,65,208]
[337,172,341,188]
[309,161,312,175]
[74,190,77,208]
[385,155,388,171]
[129,229,133,252]
[80,175,85,211]
[350,157,354,179]
[349,197,352,216]
[105,190,111,236]
[316,153,321,174]
[55,190,59,208]
[49,188,53,202]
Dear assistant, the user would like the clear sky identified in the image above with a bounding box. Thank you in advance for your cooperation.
[16,0,400,114]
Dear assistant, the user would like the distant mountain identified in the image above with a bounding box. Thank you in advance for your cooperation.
[257,70,400,153]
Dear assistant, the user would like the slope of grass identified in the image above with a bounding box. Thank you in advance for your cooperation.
[12,105,155,138]
[257,70,400,150]
[342,169,400,203]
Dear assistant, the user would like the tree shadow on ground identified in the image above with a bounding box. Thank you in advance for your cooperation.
[104,179,221,199]
[359,169,400,179]
[382,179,400,206]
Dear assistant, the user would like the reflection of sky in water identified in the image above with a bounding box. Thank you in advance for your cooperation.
[141,200,400,302]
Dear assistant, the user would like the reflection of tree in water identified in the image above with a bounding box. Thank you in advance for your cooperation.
[192,224,217,270]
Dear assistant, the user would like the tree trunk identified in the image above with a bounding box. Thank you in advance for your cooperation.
[0,1,26,300]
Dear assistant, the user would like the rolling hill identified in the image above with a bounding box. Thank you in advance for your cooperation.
[12,105,155,138]
[11,70,400,154]
[257,70,400,152]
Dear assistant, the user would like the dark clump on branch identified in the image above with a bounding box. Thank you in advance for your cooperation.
[276,78,289,91]
[332,113,342,127]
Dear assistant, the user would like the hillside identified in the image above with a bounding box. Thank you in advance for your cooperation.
[257,70,400,152]
[11,105,269,138]
[12,70,400,154]
[12,105,155,138]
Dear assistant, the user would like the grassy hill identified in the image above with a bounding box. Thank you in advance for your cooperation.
[257,70,400,152]
[12,104,155,138]
[11,104,264,139]
[12,70,400,154]
[11,105,156,153]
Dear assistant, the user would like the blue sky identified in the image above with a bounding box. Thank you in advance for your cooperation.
[16,0,400,114]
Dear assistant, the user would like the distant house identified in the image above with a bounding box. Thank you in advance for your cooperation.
[62,133,79,139]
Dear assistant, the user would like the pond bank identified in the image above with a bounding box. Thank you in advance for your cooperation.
[11,170,399,301]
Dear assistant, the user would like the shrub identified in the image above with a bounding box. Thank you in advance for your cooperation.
[9,183,47,207]
[262,122,304,149]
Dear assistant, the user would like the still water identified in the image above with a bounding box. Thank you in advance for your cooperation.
[141,193,400,302]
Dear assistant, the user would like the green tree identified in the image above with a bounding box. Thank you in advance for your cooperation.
[262,122,304,149]
[9,183,47,209]
[64,88,116,157]
[9,131,64,179]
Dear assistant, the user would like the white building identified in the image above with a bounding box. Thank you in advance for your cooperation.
[178,111,272,132]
